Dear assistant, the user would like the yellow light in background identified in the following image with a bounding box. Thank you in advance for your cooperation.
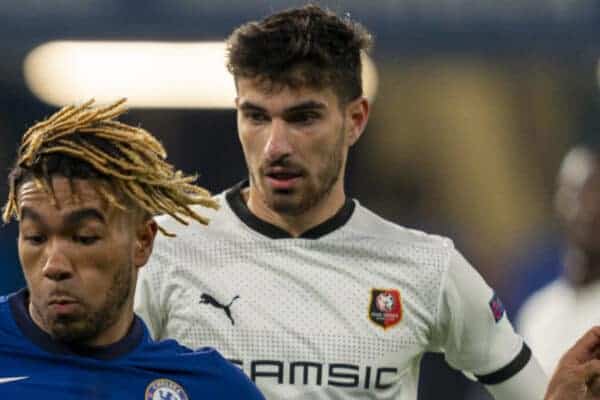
[24,41,235,108]
[24,41,378,109]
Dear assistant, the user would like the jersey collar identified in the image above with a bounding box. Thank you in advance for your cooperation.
[9,288,144,360]
[226,180,355,239]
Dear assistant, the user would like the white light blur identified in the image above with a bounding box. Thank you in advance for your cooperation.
[24,41,378,109]
[362,52,378,104]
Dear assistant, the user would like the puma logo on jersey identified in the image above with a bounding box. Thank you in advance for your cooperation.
[200,293,240,325]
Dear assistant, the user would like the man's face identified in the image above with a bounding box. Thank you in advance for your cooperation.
[236,78,355,216]
[16,176,146,345]
[560,164,600,253]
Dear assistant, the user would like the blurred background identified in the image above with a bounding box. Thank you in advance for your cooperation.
[2,1,600,398]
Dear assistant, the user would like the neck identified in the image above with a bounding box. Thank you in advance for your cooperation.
[564,246,600,288]
[244,185,346,237]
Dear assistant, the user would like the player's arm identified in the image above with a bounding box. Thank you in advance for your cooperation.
[431,249,547,399]
[482,349,548,400]
[545,326,600,400]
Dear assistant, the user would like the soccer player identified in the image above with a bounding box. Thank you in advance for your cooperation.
[518,145,600,373]
[135,5,547,399]
[545,327,600,400]
[0,99,264,399]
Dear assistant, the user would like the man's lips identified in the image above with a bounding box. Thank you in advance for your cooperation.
[261,164,304,191]
[264,166,303,178]
[267,172,301,179]
[48,297,81,315]
[48,297,78,305]
[264,168,303,190]
[48,295,80,307]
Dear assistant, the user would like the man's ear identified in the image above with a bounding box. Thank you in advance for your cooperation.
[345,97,370,146]
[133,218,158,269]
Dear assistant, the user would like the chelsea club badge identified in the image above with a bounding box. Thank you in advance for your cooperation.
[145,378,189,400]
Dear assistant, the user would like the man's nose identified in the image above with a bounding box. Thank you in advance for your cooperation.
[264,119,293,161]
[42,239,74,282]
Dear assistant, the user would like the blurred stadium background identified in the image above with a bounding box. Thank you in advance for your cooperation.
[1,1,600,398]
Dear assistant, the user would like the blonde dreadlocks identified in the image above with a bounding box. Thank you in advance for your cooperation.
[2,99,219,236]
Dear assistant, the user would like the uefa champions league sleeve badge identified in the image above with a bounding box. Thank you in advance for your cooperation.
[368,289,403,330]
[488,292,506,323]
[145,378,189,400]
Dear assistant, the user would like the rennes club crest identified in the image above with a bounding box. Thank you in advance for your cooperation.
[369,289,402,329]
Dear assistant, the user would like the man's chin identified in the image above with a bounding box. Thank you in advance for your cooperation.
[259,183,319,216]
[48,319,96,343]
[267,196,306,216]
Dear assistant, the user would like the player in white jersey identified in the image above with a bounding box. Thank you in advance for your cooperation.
[518,146,600,374]
[135,4,547,399]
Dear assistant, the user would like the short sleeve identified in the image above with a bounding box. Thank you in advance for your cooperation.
[430,249,526,379]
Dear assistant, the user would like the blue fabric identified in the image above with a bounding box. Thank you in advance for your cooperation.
[0,290,264,399]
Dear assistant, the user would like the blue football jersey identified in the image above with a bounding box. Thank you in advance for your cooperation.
[0,289,264,399]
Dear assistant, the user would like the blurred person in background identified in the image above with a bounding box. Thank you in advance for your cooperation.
[0,99,263,399]
[518,145,600,374]
[135,4,546,399]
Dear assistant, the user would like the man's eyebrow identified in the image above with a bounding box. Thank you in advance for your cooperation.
[239,100,327,114]
[239,102,266,112]
[20,207,46,226]
[63,209,106,227]
[20,207,106,228]
[283,101,327,113]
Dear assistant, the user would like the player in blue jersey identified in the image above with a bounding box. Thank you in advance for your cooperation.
[0,99,264,399]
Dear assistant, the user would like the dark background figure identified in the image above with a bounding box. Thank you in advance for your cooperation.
[517,145,600,374]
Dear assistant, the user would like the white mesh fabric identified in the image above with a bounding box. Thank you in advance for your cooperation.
[135,190,523,399]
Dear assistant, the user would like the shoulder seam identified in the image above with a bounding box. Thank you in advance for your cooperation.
[431,240,455,345]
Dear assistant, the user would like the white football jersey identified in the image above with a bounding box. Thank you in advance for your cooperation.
[518,278,600,374]
[135,182,535,399]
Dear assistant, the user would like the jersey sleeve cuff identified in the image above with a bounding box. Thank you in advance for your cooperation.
[475,342,532,385]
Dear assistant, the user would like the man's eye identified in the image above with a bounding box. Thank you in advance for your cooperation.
[245,112,269,123]
[24,235,46,245]
[73,235,100,245]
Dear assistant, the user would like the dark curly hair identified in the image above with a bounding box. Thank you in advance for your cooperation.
[226,4,373,105]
